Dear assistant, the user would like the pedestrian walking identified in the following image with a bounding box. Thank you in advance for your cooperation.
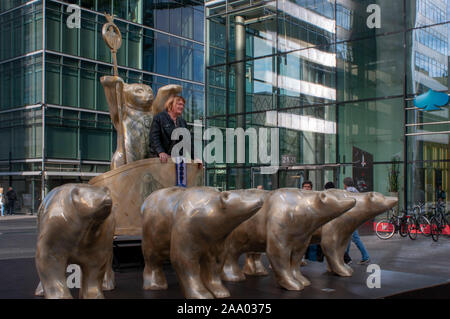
[302,181,324,262]
[324,181,352,264]
[343,177,371,265]
[0,189,4,217]
[6,187,17,215]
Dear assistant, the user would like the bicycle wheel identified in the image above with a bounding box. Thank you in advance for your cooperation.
[408,217,418,240]
[417,215,431,237]
[375,219,395,239]
[430,216,440,242]
[399,218,408,237]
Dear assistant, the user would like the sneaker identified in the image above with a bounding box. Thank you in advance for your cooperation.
[346,259,353,265]
[358,259,370,265]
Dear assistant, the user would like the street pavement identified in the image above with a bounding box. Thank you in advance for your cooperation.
[0,216,37,260]
[0,215,449,298]
[346,232,450,280]
[1,215,448,277]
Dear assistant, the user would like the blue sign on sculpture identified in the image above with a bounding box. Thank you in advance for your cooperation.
[175,158,187,187]
[414,89,449,111]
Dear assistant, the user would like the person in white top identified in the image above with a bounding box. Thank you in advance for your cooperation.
[0,191,4,216]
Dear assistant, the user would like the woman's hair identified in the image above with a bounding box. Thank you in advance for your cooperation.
[324,182,335,189]
[165,95,186,111]
[343,177,354,187]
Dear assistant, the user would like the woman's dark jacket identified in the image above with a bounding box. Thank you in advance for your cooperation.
[149,110,190,157]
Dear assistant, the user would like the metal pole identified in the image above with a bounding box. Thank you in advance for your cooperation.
[8,151,12,187]
[235,15,245,189]
[235,16,245,117]
[41,0,46,202]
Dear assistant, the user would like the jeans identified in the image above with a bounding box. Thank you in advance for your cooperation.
[346,230,370,261]
[6,201,15,215]
[306,245,318,261]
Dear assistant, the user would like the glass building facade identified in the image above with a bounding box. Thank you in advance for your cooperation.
[0,0,205,212]
[205,0,449,212]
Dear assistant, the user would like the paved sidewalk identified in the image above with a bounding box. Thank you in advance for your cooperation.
[0,215,37,221]
[0,217,37,260]
[345,233,450,280]
[0,217,449,298]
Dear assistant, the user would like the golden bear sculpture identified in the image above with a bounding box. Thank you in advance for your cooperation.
[141,187,265,299]
[35,184,114,299]
[221,189,356,291]
[242,190,398,278]
[314,190,398,276]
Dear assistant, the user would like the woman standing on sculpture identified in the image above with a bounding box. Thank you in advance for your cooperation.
[149,95,191,163]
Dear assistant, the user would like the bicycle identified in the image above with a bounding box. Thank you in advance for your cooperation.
[406,203,431,240]
[375,209,409,240]
[429,202,449,242]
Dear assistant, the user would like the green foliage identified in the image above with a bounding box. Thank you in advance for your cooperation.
[388,156,400,193]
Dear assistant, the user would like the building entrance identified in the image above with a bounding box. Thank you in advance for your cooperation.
[251,165,340,191]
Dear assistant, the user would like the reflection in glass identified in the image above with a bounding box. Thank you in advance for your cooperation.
[207,65,226,117]
[206,169,227,191]
[407,133,449,209]
[155,32,169,75]
[405,17,449,205]
[279,47,336,108]
[278,0,335,52]
[407,24,449,96]
[128,24,143,69]
[337,34,404,102]
[337,0,403,41]
[80,12,96,60]
[338,98,404,163]
[0,109,43,160]
[128,0,142,23]
[80,62,96,109]
[273,106,336,165]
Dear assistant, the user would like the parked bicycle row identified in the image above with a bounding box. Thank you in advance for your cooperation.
[375,202,449,242]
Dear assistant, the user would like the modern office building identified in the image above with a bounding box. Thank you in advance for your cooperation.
[0,0,205,212]
[204,0,449,210]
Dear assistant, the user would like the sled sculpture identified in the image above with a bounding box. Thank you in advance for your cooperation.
[89,158,203,236]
